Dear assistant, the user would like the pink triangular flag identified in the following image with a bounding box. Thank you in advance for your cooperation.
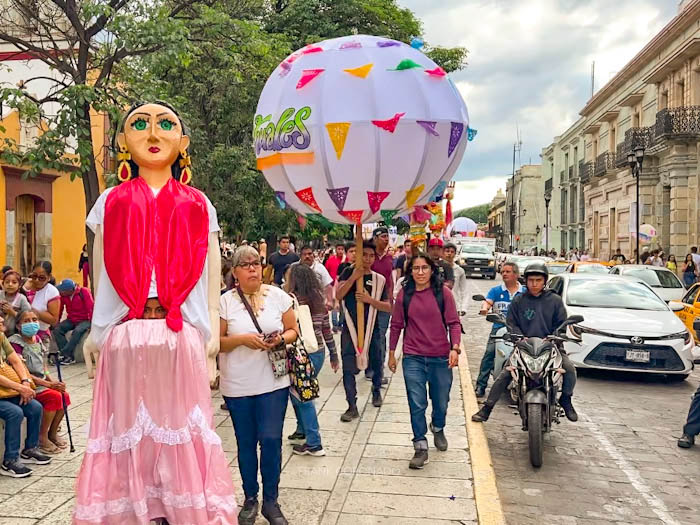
[339,210,364,224]
[297,69,324,89]
[302,45,323,55]
[425,66,447,77]
[371,112,405,133]
[367,191,390,214]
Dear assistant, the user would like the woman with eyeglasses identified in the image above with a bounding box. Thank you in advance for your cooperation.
[220,246,298,525]
[25,262,60,345]
[388,253,462,470]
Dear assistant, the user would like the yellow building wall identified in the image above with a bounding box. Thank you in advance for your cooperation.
[51,174,87,282]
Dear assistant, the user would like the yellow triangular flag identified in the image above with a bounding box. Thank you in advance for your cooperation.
[326,122,351,160]
[406,184,425,208]
[344,63,374,79]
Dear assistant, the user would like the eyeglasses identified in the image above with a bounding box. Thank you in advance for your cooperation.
[236,261,262,270]
[412,265,431,274]
[28,274,48,281]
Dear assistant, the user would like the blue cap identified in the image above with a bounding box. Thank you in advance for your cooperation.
[56,279,76,293]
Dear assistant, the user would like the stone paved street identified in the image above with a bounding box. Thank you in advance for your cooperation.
[0,338,477,524]
[464,276,700,525]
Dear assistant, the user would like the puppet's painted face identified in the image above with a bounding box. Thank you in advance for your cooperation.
[118,103,189,171]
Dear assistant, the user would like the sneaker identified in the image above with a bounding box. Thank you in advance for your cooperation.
[678,433,695,449]
[287,431,306,443]
[0,459,32,478]
[60,356,76,365]
[220,402,228,411]
[261,500,288,525]
[430,424,448,451]
[292,443,326,456]
[558,395,578,422]
[364,374,373,381]
[474,386,486,398]
[380,377,389,386]
[20,447,52,465]
[372,392,383,407]
[238,497,259,525]
[471,405,492,422]
[409,449,429,470]
[340,406,359,422]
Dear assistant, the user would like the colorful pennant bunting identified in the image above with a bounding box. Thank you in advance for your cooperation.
[367,191,390,214]
[380,209,398,225]
[307,213,333,228]
[410,37,424,50]
[429,181,448,203]
[295,187,322,212]
[448,122,464,157]
[372,112,405,133]
[405,184,425,209]
[327,187,349,210]
[325,122,351,159]
[467,127,478,141]
[339,210,364,224]
[297,214,307,230]
[416,120,439,136]
[389,59,423,71]
[274,191,287,209]
[301,45,323,55]
[340,41,362,50]
[344,63,373,78]
[377,40,401,48]
[296,68,325,89]
[412,206,432,223]
[425,66,447,77]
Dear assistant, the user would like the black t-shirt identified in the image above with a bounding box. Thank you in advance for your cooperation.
[395,254,408,275]
[338,265,388,328]
[435,259,455,285]
[268,251,299,285]
[337,261,351,278]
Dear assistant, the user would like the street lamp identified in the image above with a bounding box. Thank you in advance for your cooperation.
[544,193,551,254]
[628,146,645,263]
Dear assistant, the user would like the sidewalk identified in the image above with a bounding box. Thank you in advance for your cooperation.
[0,351,478,524]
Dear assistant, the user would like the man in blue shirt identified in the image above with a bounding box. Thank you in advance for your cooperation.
[474,262,524,397]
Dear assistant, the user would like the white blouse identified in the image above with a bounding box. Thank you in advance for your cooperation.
[219,286,293,397]
[29,284,60,331]
[86,186,220,347]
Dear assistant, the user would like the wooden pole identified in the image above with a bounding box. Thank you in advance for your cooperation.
[356,224,365,350]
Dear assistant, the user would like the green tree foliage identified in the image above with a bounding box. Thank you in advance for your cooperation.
[455,203,490,224]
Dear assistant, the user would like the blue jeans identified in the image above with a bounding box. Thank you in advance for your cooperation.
[291,350,324,447]
[224,387,289,502]
[0,397,42,461]
[476,326,499,389]
[366,311,389,378]
[54,319,91,359]
[683,272,696,287]
[683,383,700,437]
[332,310,341,331]
[402,354,453,449]
[341,329,382,406]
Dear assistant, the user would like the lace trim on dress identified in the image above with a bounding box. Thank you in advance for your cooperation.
[86,401,221,454]
[73,486,237,521]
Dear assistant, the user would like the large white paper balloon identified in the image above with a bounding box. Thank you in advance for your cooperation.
[448,216,477,236]
[254,34,469,225]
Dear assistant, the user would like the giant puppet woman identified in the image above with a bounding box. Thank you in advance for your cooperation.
[73,103,237,524]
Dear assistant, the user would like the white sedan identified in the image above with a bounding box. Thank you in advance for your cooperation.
[609,264,685,302]
[546,274,694,380]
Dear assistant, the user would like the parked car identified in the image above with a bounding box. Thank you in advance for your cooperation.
[459,244,496,279]
[566,261,612,274]
[610,264,685,302]
[671,283,700,343]
[547,274,694,381]
[511,256,553,283]
[546,261,569,279]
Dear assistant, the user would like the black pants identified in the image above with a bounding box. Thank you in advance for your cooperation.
[484,353,576,408]
[341,329,382,407]
[683,383,700,437]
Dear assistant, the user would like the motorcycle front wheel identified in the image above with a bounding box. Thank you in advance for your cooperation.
[527,403,544,468]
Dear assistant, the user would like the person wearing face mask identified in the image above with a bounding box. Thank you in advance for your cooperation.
[10,311,71,455]
[0,314,51,478]
[24,261,60,345]
[0,271,31,337]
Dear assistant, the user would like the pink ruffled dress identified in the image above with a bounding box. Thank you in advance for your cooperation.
[74,178,237,524]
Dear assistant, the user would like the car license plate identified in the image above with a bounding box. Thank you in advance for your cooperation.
[625,349,650,363]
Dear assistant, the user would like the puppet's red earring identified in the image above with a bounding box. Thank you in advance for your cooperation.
[117,145,132,182]
[179,150,192,185]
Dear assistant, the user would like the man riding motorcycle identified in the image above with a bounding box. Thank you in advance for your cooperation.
[471,261,578,423]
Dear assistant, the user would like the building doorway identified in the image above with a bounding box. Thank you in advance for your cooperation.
[16,195,36,276]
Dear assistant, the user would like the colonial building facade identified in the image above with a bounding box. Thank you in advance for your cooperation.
[487,189,506,250]
[503,165,543,252]
[541,0,700,260]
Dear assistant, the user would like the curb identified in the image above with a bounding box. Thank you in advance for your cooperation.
[459,351,507,525]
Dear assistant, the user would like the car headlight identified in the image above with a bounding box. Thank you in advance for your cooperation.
[521,352,550,374]
[488,260,495,266]
[684,329,692,346]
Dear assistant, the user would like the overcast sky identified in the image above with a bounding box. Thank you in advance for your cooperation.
[399,0,679,209]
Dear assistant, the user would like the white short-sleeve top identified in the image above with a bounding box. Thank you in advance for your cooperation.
[219,286,293,397]
[86,185,220,347]
[28,283,60,332]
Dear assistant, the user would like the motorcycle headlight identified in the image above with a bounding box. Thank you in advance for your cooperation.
[521,352,550,374]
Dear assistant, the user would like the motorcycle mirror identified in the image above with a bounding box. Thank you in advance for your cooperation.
[567,315,584,324]
[472,294,485,301]
[486,313,505,324]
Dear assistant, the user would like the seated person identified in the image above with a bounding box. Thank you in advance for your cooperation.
[143,297,167,320]
[54,279,93,365]
[10,311,71,455]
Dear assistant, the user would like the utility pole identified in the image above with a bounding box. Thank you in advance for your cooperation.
[591,61,595,98]
[509,133,522,252]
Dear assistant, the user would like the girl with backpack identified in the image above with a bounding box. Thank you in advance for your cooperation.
[388,253,462,470]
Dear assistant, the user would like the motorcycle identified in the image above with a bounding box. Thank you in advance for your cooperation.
[472,294,514,381]
[481,309,583,467]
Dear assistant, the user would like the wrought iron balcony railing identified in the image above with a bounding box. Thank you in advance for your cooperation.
[579,161,592,183]
[568,166,574,180]
[544,178,553,194]
[655,106,700,140]
[594,152,615,177]
[616,127,653,167]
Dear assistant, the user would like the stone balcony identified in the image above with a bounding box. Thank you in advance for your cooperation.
[594,152,615,177]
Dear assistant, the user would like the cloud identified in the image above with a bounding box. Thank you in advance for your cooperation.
[452,175,509,211]
[400,0,678,189]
